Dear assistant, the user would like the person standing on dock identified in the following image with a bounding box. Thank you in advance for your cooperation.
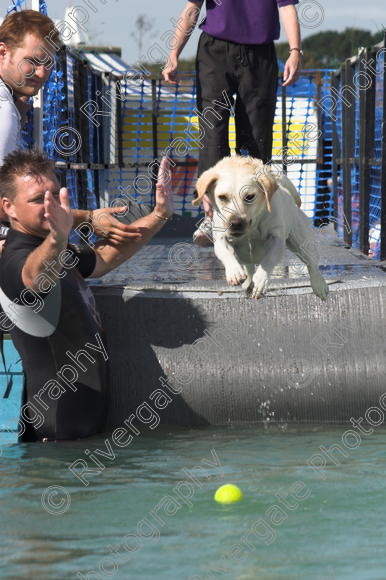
[162,0,302,245]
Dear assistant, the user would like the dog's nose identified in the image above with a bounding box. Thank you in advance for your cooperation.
[228,215,244,231]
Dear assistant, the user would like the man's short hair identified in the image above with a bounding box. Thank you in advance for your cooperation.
[0,10,60,49]
[0,149,57,201]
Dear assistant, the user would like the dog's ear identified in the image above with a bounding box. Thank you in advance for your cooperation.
[192,168,219,207]
[256,171,278,213]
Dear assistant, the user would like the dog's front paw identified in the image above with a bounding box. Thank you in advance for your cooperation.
[250,284,267,299]
[225,264,248,286]
[250,271,269,299]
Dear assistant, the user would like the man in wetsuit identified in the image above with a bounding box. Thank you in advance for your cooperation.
[0,10,141,249]
[0,150,173,441]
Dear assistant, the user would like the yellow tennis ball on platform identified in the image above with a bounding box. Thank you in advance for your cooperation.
[214,484,244,504]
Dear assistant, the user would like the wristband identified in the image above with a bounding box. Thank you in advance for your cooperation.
[154,212,170,222]
[289,48,303,56]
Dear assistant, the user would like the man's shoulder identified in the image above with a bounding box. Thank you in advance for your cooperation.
[0,79,19,114]
[0,77,21,165]
[2,231,95,257]
[0,231,37,300]
[3,228,41,250]
[0,78,13,102]
[0,230,41,271]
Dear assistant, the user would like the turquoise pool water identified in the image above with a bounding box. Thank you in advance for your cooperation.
[1,424,385,580]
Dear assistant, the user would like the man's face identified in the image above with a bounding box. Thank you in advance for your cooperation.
[0,33,55,97]
[2,172,60,238]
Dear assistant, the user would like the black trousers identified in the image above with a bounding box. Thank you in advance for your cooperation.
[196,32,278,176]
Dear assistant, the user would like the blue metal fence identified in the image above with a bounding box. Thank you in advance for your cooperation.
[6,1,386,260]
[39,51,336,222]
[330,34,386,260]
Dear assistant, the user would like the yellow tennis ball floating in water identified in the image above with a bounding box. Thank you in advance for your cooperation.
[214,484,244,504]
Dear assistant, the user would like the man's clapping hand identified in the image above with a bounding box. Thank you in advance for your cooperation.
[44,187,73,244]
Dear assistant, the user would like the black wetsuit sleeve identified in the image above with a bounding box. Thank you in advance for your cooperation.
[0,247,33,300]
[69,244,96,278]
[0,222,9,240]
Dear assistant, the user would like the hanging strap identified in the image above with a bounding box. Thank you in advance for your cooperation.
[0,328,14,399]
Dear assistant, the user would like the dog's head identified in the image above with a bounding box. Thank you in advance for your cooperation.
[193,156,278,242]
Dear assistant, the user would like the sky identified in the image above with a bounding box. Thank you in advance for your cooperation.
[0,0,385,64]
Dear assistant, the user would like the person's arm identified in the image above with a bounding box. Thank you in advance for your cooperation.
[71,207,143,243]
[279,4,302,87]
[21,188,73,290]
[162,1,204,84]
[90,158,173,278]
[0,206,144,244]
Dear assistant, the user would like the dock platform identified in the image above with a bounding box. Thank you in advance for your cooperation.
[91,217,386,427]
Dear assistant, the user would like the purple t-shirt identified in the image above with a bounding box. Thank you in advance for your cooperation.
[191,0,298,45]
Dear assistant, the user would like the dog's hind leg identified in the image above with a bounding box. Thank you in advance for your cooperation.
[287,237,329,300]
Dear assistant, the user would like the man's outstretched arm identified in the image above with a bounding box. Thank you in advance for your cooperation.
[90,158,174,278]
[72,206,144,243]
[0,204,144,244]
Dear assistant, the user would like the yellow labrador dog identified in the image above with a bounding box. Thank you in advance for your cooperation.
[193,156,328,300]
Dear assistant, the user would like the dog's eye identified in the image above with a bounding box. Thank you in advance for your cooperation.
[244,193,256,203]
[218,194,229,202]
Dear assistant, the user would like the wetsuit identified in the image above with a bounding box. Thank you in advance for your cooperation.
[0,229,108,441]
[0,222,9,240]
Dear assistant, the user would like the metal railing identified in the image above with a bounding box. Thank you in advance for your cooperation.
[36,48,335,224]
[329,32,386,260]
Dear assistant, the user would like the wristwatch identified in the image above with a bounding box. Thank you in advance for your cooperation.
[289,48,304,56]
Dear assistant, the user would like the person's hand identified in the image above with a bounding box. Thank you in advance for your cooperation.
[282,52,302,87]
[162,56,179,84]
[91,207,143,244]
[154,157,174,219]
[0,240,5,257]
[44,188,73,244]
